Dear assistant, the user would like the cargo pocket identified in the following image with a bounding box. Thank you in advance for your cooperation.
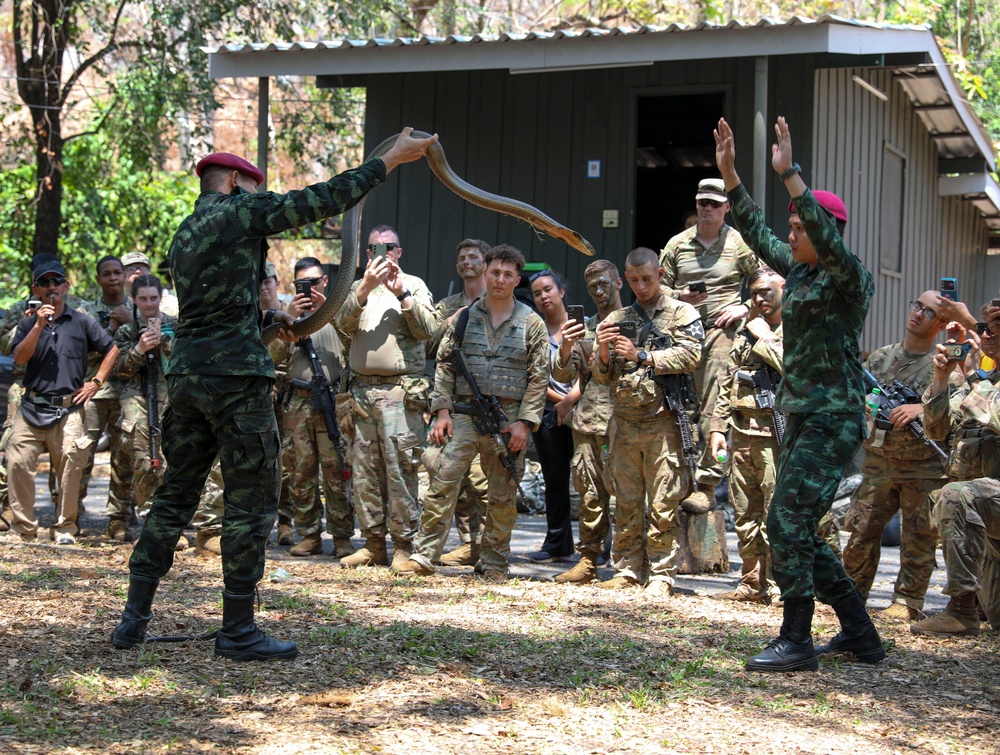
[392,430,423,478]
[336,393,355,440]
[233,413,279,475]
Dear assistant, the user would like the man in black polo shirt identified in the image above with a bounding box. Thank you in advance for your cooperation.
[7,261,119,544]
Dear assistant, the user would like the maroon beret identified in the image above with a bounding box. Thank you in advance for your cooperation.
[195,152,264,186]
[788,190,847,224]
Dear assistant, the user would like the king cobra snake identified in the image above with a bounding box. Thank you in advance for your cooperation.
[261,130,596,345]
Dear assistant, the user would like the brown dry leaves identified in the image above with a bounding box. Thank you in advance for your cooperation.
[0,536,998,755]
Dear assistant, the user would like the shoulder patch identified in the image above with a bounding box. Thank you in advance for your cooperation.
[682,320,705,341]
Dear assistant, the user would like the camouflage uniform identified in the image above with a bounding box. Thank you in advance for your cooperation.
[79,295,135,522]
[660,223,760,490]
[0,296,93,514]
[551,314,614,561]
[921,371,1000,627]
[591,291,703,586]
[842,344,946,610]
[267,323,295,534]
[430,290,488,547]
[129,157,387,594]
[335,274,440,548]
[193,457,225,537]
[711,319,784,599]
[729,185,874,604]
[270,324,353,539]
[410,300,548,573]
[112,315,177,516]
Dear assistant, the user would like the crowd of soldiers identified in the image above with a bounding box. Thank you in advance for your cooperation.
[2,122,998,668]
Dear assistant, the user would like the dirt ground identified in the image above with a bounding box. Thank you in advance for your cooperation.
[1,517,998,755]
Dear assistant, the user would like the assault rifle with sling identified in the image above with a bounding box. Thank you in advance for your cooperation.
[143,351,161,470]
[862,367,946,460]
[291,336,350,480]
[736,365,786,444]
[450,349,529,506]
[628,304,699,483]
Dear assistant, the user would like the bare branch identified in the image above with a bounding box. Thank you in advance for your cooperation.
[59,0,131,104]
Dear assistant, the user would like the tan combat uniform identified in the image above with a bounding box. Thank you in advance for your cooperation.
[411,300,548,575]
[592,290,702,587]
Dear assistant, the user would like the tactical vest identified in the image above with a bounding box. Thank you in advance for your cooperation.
[949,421,1000,479]
[454,301,532,400]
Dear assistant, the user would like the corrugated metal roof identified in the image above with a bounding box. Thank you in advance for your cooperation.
[208,15,930,55]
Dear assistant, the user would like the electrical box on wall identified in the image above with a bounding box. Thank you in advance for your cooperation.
[602,210,619,229]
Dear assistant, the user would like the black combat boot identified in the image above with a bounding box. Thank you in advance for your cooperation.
[214,591,298,661]
[816,590,886,663]
[111,575,159,649]
[745,599,818,672]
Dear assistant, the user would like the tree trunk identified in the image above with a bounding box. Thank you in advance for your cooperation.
[30,108,63,258]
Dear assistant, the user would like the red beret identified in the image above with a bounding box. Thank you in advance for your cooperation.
[788,190,848,224]
[195,152,264,186]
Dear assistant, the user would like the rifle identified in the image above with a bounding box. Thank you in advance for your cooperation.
[862,367,947,460]
[736,366,786,445]
[642,331,699,482]
[292,336,350,480]
[449,349,528,505]
[144,351,161,470]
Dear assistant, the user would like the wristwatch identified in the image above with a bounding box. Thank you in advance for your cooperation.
[637,349,649,364]
[397,289,412,302]
[91,377,103,388]
[517,419,534,430]
[779,162,802,181]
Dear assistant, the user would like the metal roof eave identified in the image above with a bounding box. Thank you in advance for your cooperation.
[207,23,935,80]
[939,174,1000,230]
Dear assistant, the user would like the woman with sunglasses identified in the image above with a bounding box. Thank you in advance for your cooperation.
[527,269,578,563]
[112,275,176,524]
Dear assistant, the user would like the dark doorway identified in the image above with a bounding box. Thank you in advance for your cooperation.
[634,92,726,251]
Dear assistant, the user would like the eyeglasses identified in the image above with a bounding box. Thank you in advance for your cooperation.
[297,276,322,287]
[909,301,938,320]
[529,270,555,282]
[35,276,66,287]
[366,243,399,252]
[697,199,724,209]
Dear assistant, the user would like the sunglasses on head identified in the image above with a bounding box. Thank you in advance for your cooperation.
[367,243,399,252]
[36,276,66,287]
[529,270,555,282]
[697,198,724,209]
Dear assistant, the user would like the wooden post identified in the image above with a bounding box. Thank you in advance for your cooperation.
[675,509,729,574]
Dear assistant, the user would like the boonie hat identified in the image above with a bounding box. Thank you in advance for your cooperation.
[196,153,264,186]
[695,178,727,203]
[264,260,278,279]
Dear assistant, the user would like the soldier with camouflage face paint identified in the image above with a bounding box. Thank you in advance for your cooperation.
[716,116,884,673]
[112,129,438,661]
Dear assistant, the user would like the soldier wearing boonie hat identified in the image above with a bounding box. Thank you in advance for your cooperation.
[112,129,440,662]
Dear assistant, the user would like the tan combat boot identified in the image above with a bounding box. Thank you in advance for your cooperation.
[554,553,598,584]
[277,521,295,546]
[712,562,767,602]
[680,484,716,514]
[911,594,980,637]
[290,532,324,557]
[394,558,434,576]
[333,537,356,559]
[340,536,388,568]
[0,506,13,532]
[390,539,413,572]
[195,531,222,555]
[876,602,924,622]
[598,575,640,590]
[439,542,478,566]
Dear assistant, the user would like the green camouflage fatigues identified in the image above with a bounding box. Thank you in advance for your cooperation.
[711,318,784,598]
[79,295,135,522]
[129,157,387,593]
[267,320,295,532]
[592,291,702,586]
[112,315,177,516]
[193,457,225,536]
[430,290,488,545]
[729,184,873,604]
[0,296,93,513]
[410,300,548,573]
[921,371,1000,626]
[552,314,614,559]
[335,274,440,545]
[271,324,353,539]
[842,344,946,609]
[660,223,760,489]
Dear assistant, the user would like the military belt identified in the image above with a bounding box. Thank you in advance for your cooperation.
[354,374,404,387]
[25,392,75,408]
